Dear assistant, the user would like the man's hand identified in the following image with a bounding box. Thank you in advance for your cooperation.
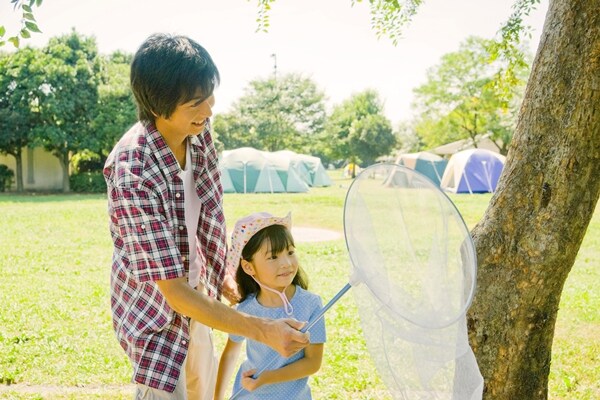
[221,273,240,305]
[265,318,310,358]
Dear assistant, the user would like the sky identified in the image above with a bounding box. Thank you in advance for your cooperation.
[1,0,549,125]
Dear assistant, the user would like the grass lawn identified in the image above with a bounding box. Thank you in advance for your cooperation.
[0,177,598,399]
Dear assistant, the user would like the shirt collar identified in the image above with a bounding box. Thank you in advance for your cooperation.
[143,121,208,181]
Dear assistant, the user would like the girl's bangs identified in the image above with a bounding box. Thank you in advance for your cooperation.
[264,225,295,255]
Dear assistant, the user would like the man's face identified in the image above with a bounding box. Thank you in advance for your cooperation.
[157,90,215,138]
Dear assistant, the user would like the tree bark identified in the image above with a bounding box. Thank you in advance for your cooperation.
[468,0,600,399]
[58,150,70,192]
[14,149,23,192]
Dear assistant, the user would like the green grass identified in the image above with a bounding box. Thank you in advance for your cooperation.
[0,180,598,399]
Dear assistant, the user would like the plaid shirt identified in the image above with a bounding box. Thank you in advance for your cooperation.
[103,120,227,392]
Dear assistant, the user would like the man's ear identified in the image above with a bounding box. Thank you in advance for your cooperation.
[241,259,255,275]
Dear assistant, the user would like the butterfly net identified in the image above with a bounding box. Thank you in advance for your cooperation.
[344,163,483,399]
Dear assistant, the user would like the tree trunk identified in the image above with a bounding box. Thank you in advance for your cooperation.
[14,149,23,192]
[58,150,70,192]
[468,0,600,399]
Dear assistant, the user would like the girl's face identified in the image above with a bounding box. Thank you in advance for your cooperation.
[246,239,298,291]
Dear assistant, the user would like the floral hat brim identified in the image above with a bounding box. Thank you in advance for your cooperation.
[226,212,292,275]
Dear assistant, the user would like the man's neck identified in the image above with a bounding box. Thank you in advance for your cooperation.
[155,122,187,169]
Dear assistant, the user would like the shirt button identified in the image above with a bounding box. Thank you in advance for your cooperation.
[182,256,187,262]
[179,225,184,231]
[182,340,187,345]
[175,193,181,198]
[140,224,146,230]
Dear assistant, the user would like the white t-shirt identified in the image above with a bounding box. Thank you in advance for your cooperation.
[179,139,203,288]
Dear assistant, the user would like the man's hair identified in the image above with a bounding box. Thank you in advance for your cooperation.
[130,33,220,122]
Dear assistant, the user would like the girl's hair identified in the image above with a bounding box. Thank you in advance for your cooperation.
[236,224,308,302]
[130,33,220,122]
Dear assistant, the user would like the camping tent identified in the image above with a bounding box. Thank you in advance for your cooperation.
[440,149,506,194]
[395,151,448,186]
[272,150,332,187]
[219,148,309,193]
[431,134,503,155]
[343,163,362,178]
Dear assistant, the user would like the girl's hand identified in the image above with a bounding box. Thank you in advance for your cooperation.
[241,369,260,391]
[222,273,241,305]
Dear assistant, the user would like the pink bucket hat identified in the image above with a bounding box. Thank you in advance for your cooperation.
[226,212,292,275]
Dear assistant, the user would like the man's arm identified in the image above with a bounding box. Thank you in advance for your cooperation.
[155,277,309,357]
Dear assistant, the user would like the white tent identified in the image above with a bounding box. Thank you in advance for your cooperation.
[272,150,332,187]
[431,134,503,156]
[219,148,309,193]
[440,149,506,194]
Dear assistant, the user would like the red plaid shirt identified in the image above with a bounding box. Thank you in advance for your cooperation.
[103,121,227,392]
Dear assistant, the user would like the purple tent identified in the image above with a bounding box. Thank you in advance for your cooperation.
[440,149,506,193]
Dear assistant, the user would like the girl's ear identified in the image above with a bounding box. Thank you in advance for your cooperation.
[240,259,255,276]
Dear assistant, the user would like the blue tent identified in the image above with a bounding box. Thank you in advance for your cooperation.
[440,149,506,194]
[396,152,448,186]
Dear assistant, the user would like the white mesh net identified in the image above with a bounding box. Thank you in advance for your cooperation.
[345,164,483,399]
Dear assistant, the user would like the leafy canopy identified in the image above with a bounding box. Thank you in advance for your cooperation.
[214,73,327,152]
[322,89,395,166]
[411,36,530,153]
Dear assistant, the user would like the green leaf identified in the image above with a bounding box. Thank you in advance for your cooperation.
[24,12,36,21]
[8,36,20,47]
[36,0,44,6]
[25,21,41,33]
[22,4,32,12]
[0,26,5,37]
[20,29,31,39]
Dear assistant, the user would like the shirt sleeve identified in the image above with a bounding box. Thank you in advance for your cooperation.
[110,185,185,282]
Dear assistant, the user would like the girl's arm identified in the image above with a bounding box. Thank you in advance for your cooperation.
[214,338,243,400]
[241,343,324,392]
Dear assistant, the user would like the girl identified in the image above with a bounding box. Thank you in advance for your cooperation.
[214,212,326,400]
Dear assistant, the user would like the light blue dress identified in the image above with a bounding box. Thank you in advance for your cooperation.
[229,286,327,399]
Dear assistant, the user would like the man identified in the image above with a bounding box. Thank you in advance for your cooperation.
[103,33,309,399]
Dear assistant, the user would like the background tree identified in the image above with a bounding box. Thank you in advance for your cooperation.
[0,46,45,191]
[323,89,395,172]
[411,36,530,154]
[214,73,326,152]
[213,112,257,151]
[33,30,101,192]
[68,51,137,175]
[89,51,136,164]
[348,114,395,166]
[394,120,423,154]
